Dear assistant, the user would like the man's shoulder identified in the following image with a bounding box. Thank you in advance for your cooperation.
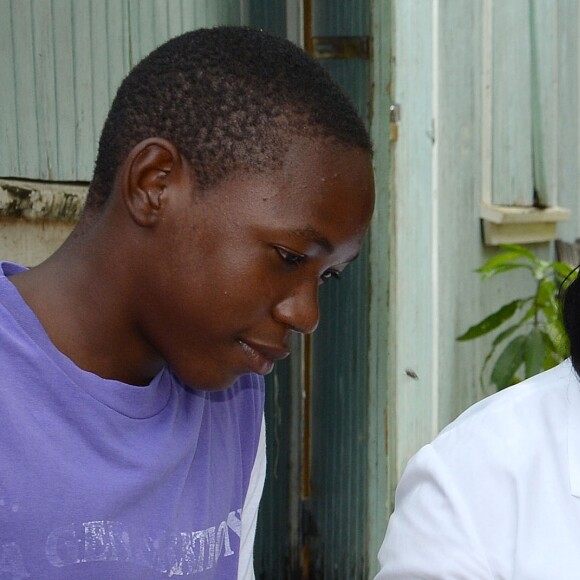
[433,360,576,457]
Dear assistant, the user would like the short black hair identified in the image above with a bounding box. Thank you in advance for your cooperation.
[563,271,580,375]
[87,26,371,209]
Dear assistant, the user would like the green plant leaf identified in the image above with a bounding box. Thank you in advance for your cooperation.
[492,320,524,346]
[491,335,527,390]
[544,319,569,359]
[532,259,552,281]
[477,250,531,275]
[536,278,557,307]
[460,245,573,391]
[524,328,545,378]
[542,294,559,323]
[478,263,532,281]
[457,299,522,341]
[477,251,524,271]
[519,302,537,324]
[498,244,538,262]
[542,347,561,371]
[553,261,576,279]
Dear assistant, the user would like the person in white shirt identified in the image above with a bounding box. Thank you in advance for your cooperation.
[375,272,580,579]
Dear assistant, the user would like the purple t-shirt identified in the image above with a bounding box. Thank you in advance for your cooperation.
[0,262,265,579]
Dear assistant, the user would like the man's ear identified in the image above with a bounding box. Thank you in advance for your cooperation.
[121,138,185,227]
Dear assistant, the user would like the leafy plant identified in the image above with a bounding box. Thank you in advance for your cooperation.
[457,244,578,391]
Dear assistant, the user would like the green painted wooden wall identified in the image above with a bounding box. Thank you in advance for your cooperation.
[386,0,580,499]
[367,1,391,573]
[0,0,241,181]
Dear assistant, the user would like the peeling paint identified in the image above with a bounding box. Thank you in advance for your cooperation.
[0,179,87,223]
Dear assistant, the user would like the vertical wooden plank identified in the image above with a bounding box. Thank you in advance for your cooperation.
[492,0,533,206]
[436,0,491,427]
[556,0,580,241]
[214,0,240,26]
[168,0,185,37]
[11,0,41,178]
[105,0,130,103]
[153,0,171,47]
[72,0,96,180]
[130,1,154,62]
[179,0,195,33]
[90,0,112,175]
[201,0,218,25]
[247,0,287,36]
[390,0,435,478]
[367,2,392,573]
[530,0,558,207]
[33,0,59,180]
[285,0,303,44]
[481,0,493,205]
[52,0,76,179]
[215,0,227,25]
[0,1,20,176]
[253,360,296,577]
[193,0,206,28]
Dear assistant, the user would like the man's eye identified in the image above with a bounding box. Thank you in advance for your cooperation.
[320,270,341,283]
[276,247,306,267]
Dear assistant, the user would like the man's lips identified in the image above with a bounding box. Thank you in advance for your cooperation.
[237,339,290,374]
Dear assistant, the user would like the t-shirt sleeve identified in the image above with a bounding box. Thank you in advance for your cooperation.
[237,413,267,580]
[374,443,494,580]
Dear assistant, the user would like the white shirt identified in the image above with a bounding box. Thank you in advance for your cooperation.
[239,415,267,580]
[376,360,580,579]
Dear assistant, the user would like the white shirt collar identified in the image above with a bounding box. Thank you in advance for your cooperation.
[566,359,580,497]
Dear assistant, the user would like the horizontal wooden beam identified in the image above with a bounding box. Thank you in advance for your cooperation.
[0,179,86,222]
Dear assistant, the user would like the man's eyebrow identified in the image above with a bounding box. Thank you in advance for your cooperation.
[291,227,334,253]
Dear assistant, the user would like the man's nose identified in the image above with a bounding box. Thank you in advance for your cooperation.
[272,282,320,335]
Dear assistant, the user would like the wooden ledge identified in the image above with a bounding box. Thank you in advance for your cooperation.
[481,202,570,245]
[0,179,87,223]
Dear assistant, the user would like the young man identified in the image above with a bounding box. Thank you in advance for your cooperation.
[0,27,374,579]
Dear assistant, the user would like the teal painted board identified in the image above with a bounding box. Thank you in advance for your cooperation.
[245,0,286,37]
[435,0,489,428]
[253,359,296,578]
[33,0,62,180]
[492,0,534,206]
[3,0,40,178]
[0,0,20,176]
[309,250,371,578]
[53,0,83,179]
[307,1,372,577]
[556,0,580,242]
[0,0,242,182]
[312,0,368,35]
[530,0,558,207]
[389,0,435,479]
[367,0,392,573]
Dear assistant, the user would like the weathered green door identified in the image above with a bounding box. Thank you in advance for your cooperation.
[251,1,374,577]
